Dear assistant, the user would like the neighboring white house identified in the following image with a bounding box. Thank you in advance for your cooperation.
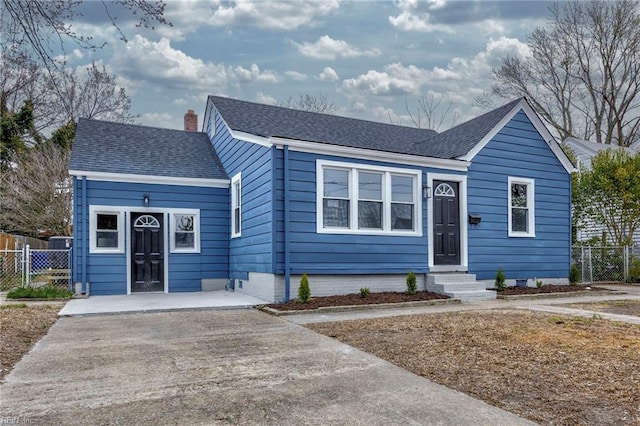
[564,137,640,248]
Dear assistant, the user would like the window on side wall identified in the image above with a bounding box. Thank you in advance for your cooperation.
[90,208,124,253]
[170,211,200,253]
[508,177,535,237]
[317,160,421,235]
[231,172,242,238]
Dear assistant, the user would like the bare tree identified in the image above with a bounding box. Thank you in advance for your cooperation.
[56,61,138,125]
[280,93,339,114]
[0,144,72,236]
[490,0,640,147]
[1,0,170,73]
[405,93,459,131]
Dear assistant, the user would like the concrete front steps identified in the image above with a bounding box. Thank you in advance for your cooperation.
[426,273,497,301]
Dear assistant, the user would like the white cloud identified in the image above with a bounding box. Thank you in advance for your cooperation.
[285,71,309,81]
[318,67,339,82]
[292,35,381,60]
[255,92,278,105]
[388,0,454,33]
[342,63,432,97]
[176,0,340,33]
[111,36,280,92]
[341,36,530,112]
[140,112,173,128]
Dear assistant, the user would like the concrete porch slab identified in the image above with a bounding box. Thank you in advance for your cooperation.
[58,290,268,316]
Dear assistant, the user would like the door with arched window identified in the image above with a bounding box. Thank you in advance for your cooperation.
[433,181,460,265]
[131,213,164,292]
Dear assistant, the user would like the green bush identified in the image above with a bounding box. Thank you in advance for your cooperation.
[359,287,370,298]
[406,271,417,295]
[494,268,506,291]
[7,286,73,299]
[628,256,640,283]
[298,273,311,303]
[569,264,580,285]
[536,279,543,289]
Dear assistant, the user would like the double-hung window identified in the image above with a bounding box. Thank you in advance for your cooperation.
[318,160,421,235]
[170,211,200,253]
[90,207,124,253]
[508,177,535,237]
[231,172,242,238]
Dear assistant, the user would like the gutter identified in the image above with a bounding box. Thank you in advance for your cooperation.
[284,145,291,302]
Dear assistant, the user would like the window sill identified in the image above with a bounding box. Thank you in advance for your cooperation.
[508,232,536,238]
[317,228,421,237]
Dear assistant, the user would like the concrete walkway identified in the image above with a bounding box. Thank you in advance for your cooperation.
[58,290,268,316]
[0,309,535,425]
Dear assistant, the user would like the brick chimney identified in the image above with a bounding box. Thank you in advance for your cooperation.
[184,109,198,132]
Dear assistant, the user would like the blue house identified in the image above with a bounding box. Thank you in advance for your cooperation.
[70,97,574,301]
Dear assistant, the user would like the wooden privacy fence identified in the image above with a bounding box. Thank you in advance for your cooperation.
[0,232,48,250]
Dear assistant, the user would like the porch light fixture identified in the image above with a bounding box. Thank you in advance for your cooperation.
[422,185,431,199]
[143,194,150,207]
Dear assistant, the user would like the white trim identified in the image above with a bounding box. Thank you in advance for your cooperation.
[89,207,125,254]
[457,98,575,174]
[427,173,468,270]
[277,137,469,171]
[508,176,536,238]
[169,210,201,253]
[229,129,272,147]
[231,172,242,238]
[69,170,229,188]
[316,159,422,236]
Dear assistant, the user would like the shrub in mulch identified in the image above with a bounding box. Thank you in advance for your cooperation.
[496,284,609,296]
[264,290,449,311]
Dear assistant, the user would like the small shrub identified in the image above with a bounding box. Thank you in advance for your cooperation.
[569,264,580,285]
[7,286,73,299]
[628,257,640,283]
[494,268,506,291]
[536,279,543,289]
[359,287,370,298]
[406,271,417,295]
[298,273,311,303]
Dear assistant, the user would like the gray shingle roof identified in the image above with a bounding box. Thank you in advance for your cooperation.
[209,96,524,159]
[70,119,227,180]
[209,96,437,156]
[415,98,524,158]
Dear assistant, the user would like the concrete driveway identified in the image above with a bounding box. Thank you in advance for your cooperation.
[0,309,534,425]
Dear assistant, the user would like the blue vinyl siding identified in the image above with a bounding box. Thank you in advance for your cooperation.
[74,179,229,295]
[207,102,273,278]
[467,111,571,280]
[274,149,436,275]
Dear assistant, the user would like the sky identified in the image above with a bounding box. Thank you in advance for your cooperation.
[62,0,553,131]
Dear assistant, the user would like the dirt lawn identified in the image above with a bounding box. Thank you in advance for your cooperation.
[561,299,640,317]
[308,309,640,425]
[0,304,61,381]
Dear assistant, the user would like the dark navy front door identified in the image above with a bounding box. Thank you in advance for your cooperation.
[433,181,460,265]
[131,213,164,292]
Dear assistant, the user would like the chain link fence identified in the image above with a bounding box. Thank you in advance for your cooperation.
[572,245,639,283]
[0,246,71,291]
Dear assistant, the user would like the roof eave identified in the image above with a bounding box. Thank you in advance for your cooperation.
[69,169,230,188]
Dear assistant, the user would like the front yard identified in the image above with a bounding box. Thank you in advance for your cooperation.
[308,307,640,425]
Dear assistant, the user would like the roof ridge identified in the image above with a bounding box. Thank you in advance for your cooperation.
[78,117,205,134]
[207,95,434,132]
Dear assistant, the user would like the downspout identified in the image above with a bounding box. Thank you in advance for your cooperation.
[284,145,291,302]
[81,176,88,292]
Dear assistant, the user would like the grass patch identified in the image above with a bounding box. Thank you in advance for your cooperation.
[0,303,28,309]
[7,286,72,300]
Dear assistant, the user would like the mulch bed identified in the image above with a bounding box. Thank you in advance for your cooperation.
[497,284,609,295]
[264,290,449,311]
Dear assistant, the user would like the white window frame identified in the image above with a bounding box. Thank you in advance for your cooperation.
[89,206,125,254]
[169,210,201,253]
[231,172,242,238]
[316,159,422,236]
[508,176,535,238]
